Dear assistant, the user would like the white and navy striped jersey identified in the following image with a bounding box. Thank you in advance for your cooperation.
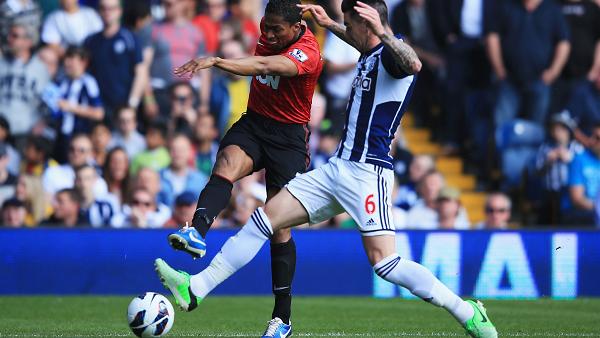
[56,73,102,135]
[336,38,416,169]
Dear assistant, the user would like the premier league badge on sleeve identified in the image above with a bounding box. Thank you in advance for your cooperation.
[290,48,308,62]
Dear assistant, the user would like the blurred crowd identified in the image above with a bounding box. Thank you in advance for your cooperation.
[0,0,599,229]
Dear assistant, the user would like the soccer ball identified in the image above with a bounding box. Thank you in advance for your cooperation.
[127,292,175,337]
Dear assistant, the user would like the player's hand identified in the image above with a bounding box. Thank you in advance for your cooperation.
[354,1,385,37]
[298,4,335,28]
[174,57,217,77]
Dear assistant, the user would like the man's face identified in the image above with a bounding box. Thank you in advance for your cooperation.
[171,85,194,113]
[7,26,32,54]
[68,137,93,167]
[64,55,87,79]
[131,190,156,213]
[194,114,217,142]
[420,174,443,204]
[485,196,511,229]
[409,156,432,183]
[207,0,227,21]
[174,203,196,223]
[136,168,160,195]
[343,12,369,52]
[99,0,122,26]
[145,129,165,149]
[2,206,25,227]
[60,0,78,11]
[437,198,459,219]
[163,0,184,21]
[92,125,111,151]
[75,167,96,197]
[118,108,137,134]
[262,14,300,51]
[54,192,79,220]
[169,136,191,170]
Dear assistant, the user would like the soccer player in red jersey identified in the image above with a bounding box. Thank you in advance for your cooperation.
[169,0,323,335]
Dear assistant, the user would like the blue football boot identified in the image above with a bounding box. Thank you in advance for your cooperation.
[262,317,292,338]
[167,223,206,259]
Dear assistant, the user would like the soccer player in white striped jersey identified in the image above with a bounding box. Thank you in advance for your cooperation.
[155,0,497,336]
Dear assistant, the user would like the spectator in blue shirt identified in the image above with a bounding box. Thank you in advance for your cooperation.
[84,0,147,124]
[159,134,208,207]
[568,123,600,225]
[486,0,571,128]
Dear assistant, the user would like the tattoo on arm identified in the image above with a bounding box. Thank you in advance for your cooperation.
[379,33,420,74]
[328,22,358,50]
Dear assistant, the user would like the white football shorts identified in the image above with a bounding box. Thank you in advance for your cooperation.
[286,156,395,236]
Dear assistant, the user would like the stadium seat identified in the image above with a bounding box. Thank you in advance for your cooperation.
[495,119,545,190]
[445,174,476,190]
[436,157,463,175]
[404,129,431,143]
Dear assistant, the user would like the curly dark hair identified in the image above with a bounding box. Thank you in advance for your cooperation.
[265,0,302,24]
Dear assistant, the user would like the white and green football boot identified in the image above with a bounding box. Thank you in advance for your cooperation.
[463,300,498,338]
[154,258,202,312]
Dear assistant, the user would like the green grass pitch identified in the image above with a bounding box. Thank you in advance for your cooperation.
[1,296,600,337]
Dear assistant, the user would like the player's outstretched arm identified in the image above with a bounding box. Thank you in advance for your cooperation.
[174,56,216,77]
[174,55,299,77]
[214,55,299,77]
[298,4,358,50]
[354,1,421,75]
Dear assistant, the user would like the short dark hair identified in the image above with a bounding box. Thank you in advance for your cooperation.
[145,119,168,139]
[57,188,83,204]
[123,1,151,29]
[26,135,52,156]
[65,45,89,61]
[265,0,301,24]
[341,0,388,27]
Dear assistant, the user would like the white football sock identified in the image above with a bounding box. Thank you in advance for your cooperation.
[190,208,273,298]
[374,254,474,324]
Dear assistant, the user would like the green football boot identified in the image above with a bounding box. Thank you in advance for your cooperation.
[464,300,498,338]
[154,258,203,312]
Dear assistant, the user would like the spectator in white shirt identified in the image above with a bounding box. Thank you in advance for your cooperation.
[435,186,470,229]
[111,187,171,228]
[42,134,107,197]
[41,0,103,55]
[108,106,146,158]
[405,170,445,229]
[475,192,512,229]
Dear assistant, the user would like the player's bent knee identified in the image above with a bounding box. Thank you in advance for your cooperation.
[213,146,253,180]
[271,228,292,244]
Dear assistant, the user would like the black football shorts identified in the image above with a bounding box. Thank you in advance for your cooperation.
[219,110,311,190]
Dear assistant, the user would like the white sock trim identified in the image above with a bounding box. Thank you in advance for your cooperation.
[250,207,273,238]
[373,254,401,279]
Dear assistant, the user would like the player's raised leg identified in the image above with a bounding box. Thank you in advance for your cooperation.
[167,145,254,258]
[363,235,498,338]
[156,188,309,311]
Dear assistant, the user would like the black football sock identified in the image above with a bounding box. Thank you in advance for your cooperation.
[270,238,296,324]
[191,174,233,237]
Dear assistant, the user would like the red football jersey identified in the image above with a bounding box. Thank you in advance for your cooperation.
[247,23,323,124]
